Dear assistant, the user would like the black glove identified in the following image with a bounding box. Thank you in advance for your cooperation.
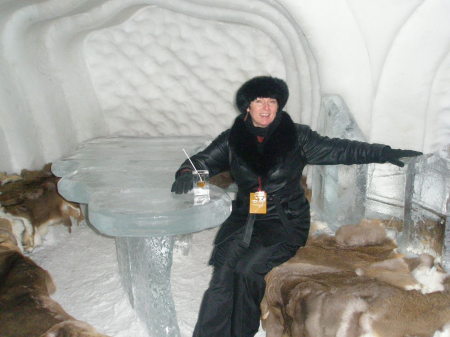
[382,147,422,167]
[171,170,194,194]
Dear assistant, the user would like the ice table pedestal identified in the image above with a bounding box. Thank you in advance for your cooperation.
[52,136,232,337]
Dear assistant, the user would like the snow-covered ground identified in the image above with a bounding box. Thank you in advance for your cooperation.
[29,219,450,337]
[30,221,266,337]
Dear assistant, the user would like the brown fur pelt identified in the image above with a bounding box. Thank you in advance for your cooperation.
[0,163,55,206]
[0,163,84,252]
[209,171,234,189]
[261,220,450,337]
[0,165,107,337]
[39,320,110,337]
[0,248,109,337]
[300,176,311,202]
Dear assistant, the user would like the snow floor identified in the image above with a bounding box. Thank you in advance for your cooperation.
[30,222,266,337]
[29,221,450,337]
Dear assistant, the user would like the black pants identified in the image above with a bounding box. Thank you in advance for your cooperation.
[193,235,299,337]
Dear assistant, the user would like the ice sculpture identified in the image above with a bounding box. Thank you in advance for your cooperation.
[364,163,409,222]
[311,95,412,230]
[310,95,449,269]
[398,151,449,268]
[52,136,232,337]
[310,95,368,230]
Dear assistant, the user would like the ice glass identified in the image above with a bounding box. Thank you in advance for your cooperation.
[193,170,210,205]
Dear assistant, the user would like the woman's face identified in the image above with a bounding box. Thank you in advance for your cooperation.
[247,97,278,128]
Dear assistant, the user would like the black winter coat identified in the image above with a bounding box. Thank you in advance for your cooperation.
[176,111,388,265]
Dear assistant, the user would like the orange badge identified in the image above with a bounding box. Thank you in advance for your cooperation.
[249,191,267,214]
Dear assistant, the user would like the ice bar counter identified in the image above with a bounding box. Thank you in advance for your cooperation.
[52,136,232,337]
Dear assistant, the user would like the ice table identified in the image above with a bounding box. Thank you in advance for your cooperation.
[52,136,232,337]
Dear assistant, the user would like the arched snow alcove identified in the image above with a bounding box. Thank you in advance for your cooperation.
[0,0,449,250]
[0,0,319,173]
[1,1,449,335]
[1,0,450,174]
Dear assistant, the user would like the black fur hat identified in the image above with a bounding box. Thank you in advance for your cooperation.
[235,76,289,114]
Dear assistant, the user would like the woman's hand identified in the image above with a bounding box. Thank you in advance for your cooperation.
[382,148,423,167]
[171,170,194,194]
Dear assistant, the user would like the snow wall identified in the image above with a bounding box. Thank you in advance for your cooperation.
[0,0,449,173]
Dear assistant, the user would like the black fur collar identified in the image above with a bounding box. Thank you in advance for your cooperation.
[229,111,297,176]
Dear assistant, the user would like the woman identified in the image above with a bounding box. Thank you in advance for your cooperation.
[171,76,421,337]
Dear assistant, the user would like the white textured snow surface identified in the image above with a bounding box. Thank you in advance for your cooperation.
[30,222,266,337]
[1,0,449,173]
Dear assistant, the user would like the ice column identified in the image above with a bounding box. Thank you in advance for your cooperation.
[446,212,450,271]
[398,151,449,268]
[310,95,368,230]
[115,236,179,337]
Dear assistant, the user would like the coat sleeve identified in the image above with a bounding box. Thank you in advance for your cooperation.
[297,125,389,165]
[175,130,230,177]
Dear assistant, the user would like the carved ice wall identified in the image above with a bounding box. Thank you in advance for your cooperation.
[0,0,449,174]
[84,7,286,137]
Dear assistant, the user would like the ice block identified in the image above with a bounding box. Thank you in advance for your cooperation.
[398,151,449,266]
[310,95,368,230]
